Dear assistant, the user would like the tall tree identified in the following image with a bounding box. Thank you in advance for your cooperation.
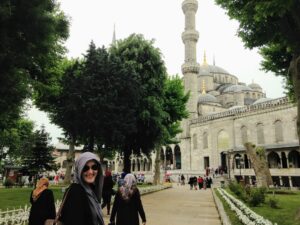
[23,125,56,177]
[215,0,300,144]
[110,34,168,173]
[0,0,69,132]
[153,76,189,184]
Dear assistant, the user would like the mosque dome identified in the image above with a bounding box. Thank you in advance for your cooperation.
[223,84,252,93]
[248,82,262,91]
[199,67,212,76]
[198,93,219,104]
[253,98,272,105]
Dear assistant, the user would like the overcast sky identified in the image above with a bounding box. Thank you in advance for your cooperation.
[26,0,286,144]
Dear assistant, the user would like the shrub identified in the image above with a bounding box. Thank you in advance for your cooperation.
[4,178,14,188]
[268,197,279,208]
[229,181,244,197]
[248,187,266,206]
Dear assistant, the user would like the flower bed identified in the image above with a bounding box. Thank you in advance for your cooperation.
[217,188,276,225]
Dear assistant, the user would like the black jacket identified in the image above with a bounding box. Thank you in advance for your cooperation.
[110,188,146,225]
[28,189,56,225]
[60,183,96,225]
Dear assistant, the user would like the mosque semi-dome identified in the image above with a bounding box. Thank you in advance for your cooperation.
[198,93,219,104]
[253,97,273,105]
[208,90,220,96]
[223,84,253,93]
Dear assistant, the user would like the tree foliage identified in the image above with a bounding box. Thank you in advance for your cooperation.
[0,0,69,132]
[109,34,168,172]
[22,125,56,175]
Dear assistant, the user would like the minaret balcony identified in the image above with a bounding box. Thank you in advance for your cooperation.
[181,62,200,74]
[182,30,199,42]
[182,0,198,13]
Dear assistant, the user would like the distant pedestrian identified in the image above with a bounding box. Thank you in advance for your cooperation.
[102,170,114,215]
[197,176,203,190]
[28,177,56,225]
[60,152,105,225]
[180,174,185,185]
[109,173,146,225]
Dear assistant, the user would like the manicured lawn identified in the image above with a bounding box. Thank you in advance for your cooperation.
[0,186,66,211]
[0,183,152,211]
[251,191,300,225]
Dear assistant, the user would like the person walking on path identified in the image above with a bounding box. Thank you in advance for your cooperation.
[102,170,115,215]
[60,152,105,225]
[109,173,146,225]
[28,177,56,225]
[197,176,203,190]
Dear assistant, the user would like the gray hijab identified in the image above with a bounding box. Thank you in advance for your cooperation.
[74,152,104,225]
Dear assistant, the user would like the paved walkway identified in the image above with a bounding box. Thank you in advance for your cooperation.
[103,184,222,225]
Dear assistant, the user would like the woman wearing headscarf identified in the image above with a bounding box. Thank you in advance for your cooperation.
[101,170,114,215]
[28,177,56,225]
[60,152,105,225]
[109,173,146,225]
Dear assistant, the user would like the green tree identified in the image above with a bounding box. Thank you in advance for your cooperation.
[110,34,168,173]
[0,0,69,132]
[34,58,85,184]
[23,125,56,177]
[0,118,34,174]
[215,0,300,144]
[153,76,189,184]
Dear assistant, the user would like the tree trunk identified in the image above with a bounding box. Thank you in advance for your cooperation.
[244,142,273,188]
[153,148,161,185]
[123,148,131,173]
[64,137,75,185]
[290,55,300,148]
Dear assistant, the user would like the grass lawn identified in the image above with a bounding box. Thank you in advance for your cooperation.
[0,183,152,211]
[0,186,66,211]
[251,191,300,225]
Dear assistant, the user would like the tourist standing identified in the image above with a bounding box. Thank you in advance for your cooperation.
[109,173,146,225]
[102,170,114,215]
[60,152,105,225]
[28,177,56,225]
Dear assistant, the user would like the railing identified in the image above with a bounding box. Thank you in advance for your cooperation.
[0,185,171,225]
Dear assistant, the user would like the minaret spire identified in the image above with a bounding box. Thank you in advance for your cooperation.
[203,51,208,65]
[213,54,216,66]
[112,23,116,45]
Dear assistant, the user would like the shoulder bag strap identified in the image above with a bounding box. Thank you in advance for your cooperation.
[54,185,71,223]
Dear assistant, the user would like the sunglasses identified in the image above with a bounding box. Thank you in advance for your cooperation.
[82,164,99,172]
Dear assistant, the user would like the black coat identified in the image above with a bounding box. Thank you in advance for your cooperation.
[110,188,146,225]
[60,183,97,225]
[28,189,56,225]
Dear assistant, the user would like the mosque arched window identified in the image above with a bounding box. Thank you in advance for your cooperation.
[256,123,265,144]
[203,132,208,149]
[241,126,248,145]
[274,120,283,142]
[193,133,197,149]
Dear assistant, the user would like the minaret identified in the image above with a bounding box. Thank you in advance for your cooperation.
[112,24,116,45]
[182,0,200,118]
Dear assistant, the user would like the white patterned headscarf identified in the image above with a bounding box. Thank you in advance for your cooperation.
[120,173,137,200]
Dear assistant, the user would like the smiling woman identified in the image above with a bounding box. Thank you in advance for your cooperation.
[59,152,105,225]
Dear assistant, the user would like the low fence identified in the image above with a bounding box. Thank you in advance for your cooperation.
[0,184,171,225]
